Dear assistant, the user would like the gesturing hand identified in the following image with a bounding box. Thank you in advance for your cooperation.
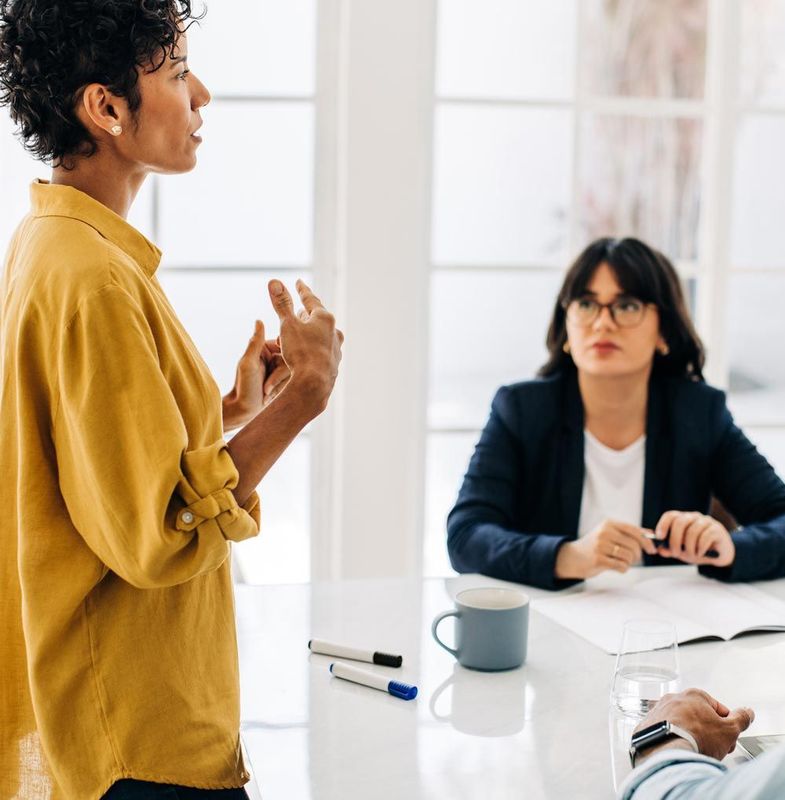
[268,278,343,418]
[554,519,658,579]
[224,319,291,430]
[654,511,736,567]
[633,688,754,763]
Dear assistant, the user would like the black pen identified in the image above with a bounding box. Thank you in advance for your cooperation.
[642,531,719,559]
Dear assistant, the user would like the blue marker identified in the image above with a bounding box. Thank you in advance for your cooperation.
[329,661,417,700]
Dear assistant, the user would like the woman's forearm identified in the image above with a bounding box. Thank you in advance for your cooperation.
[226,374,324,505]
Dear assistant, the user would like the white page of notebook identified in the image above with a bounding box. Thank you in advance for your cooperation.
[532,574,785,654]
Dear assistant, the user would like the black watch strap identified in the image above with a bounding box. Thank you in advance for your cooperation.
[629,720,699,767]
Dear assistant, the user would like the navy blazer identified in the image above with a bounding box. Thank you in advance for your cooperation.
[447,370,785,590]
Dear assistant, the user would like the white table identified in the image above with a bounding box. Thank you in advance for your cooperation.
[235,567,785,800]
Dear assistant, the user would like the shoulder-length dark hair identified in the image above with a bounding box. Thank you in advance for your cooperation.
[539,237,705,381]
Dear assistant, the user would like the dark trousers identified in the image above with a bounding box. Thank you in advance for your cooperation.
[102,779,250,799]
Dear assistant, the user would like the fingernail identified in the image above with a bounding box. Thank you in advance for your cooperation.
[270,281,284,296]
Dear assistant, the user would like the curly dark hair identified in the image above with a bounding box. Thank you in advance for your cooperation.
[0,0,203,166]
[539,237,706,381]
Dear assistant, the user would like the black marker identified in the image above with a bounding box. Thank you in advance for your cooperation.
[308,638,403,667]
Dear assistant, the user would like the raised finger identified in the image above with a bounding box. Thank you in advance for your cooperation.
[296,278,326,314]
[269,280,296,320]
[242,319,265,357]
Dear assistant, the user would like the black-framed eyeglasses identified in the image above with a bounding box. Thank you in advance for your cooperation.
[564,297,654,329]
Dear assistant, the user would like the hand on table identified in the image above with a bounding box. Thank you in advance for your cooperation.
[654,511,736,567]
[554,519,658,579]
[632,688,754,765]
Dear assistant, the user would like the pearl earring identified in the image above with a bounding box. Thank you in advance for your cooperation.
[659,343,670,356]
[110,125,123,136]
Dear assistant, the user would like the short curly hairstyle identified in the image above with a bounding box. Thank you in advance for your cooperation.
[0,0,203,166]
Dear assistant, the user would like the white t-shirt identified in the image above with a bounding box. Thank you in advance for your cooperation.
[577,429,646,538]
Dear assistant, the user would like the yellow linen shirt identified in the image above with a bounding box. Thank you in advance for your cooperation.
[0,181,261,800]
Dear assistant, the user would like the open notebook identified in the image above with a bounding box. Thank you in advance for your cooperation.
[532,574,785,654]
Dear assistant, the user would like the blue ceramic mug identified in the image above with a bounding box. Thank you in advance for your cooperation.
[431,587,529,671]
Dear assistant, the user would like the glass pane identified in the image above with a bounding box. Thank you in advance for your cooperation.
[578,115,702,260]
[158,269,312,585]
[157,269,312,393]
[731,115,785,269]
[582,0,708,98]
[432,106,573,266]
[188,0,316,96]
[0,111,46,254]
[436,0,576,100]
[424,432,477,577]
[158,101,314,267]
[234,436,311,585]
[741,0,785,106]
[726,274,785,426]
[429,270,564,429]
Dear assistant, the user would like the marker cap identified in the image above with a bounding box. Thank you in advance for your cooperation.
[387,680,418,701]
[373,651,403,668]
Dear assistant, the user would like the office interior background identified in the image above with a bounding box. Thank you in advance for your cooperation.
[2,0,785,585]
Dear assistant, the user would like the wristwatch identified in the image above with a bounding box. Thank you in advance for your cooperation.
[629,720,700,767]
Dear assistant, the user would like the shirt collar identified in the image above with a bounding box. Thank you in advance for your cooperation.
[30,180,162,276]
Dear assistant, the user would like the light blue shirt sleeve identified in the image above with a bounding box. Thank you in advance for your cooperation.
[619,746,785,800]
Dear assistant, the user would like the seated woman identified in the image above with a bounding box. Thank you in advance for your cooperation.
[447,237,785,590]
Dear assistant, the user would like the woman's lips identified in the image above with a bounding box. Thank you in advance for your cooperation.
[592,342,620,352]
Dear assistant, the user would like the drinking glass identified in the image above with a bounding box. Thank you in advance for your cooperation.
[610,620,680,718]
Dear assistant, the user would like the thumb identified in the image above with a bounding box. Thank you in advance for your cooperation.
[242,319,265,360]
[727,707,755,734]
[269,280,295,321]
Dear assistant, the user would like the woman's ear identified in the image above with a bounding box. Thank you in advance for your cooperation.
[657,337,670,356]
[79,84,127,138]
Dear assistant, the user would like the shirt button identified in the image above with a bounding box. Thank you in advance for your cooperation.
[181,511,195,524]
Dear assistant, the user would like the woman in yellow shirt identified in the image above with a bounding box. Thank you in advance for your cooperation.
[0,2,342,799]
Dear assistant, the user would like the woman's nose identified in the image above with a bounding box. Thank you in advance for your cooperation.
[191,73,212,110]
[593,306,617,330]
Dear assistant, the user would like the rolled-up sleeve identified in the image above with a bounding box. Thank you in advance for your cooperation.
[619,748,785,800]
[53,282,260,589]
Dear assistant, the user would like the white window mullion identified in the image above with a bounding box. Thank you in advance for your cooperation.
[567,0,585,255]
[696,0,741,389]
[311,0,437,580]
[311,0,347,581]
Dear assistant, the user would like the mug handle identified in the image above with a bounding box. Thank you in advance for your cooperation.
[431,609,460,658]
[429,673,455,722]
